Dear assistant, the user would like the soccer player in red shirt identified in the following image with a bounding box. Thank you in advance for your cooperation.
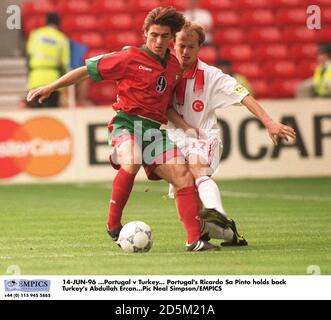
[27,7,218,251]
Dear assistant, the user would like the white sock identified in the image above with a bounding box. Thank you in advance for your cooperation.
[195,176,227,216]
[207,222,234,241]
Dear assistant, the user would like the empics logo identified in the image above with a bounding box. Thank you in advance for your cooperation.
[0,117,73,179]
[5,279,51,292]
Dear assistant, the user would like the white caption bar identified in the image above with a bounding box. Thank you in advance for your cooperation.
[0,276,330,300]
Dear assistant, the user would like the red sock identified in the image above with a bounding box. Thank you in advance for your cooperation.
[107,168,136,230]
[176,186,201,244]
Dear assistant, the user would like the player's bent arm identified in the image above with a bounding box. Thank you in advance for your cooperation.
[166,108,206,138]
[241,95,296,145]
[167,107,192,131]
[27,66,89,104]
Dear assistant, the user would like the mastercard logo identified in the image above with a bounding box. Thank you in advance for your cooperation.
[0,117,73,179]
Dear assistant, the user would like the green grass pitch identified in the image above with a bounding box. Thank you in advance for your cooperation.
[0,178,330,275]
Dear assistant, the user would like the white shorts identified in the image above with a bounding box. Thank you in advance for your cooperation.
[168,135,223,198]
[178,135,223,173]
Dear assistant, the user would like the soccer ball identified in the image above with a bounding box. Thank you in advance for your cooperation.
[118,221,153,253]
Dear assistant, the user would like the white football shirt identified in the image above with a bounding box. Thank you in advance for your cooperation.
[172,59,250,131]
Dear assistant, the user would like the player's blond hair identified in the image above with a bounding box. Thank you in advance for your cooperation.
[143,7,186,36]
[175,21,206,47]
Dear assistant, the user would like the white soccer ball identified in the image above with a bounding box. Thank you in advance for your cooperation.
[118,221,153,253]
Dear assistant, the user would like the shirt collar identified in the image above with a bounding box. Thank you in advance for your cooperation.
[143,45,171,68]
[176,59,204,105]
[183,59,199,79]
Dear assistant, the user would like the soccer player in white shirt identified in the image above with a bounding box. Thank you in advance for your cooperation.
[167,21,296,246]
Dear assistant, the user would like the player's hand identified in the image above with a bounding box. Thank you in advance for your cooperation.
[185,128,208,140]
[266,121,296,145]
[27,85,54,104]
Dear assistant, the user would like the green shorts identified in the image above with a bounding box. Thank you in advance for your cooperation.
[108,111,181,180]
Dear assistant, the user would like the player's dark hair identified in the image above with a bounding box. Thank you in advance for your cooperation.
[143,7,186,35]
[46,12,60,26]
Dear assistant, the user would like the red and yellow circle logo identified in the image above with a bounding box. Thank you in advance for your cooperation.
[0,117,73,179]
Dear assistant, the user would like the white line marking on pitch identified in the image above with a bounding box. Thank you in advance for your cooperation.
[76,184,331,202]
[221,191,331,202]
[2,247,330,261]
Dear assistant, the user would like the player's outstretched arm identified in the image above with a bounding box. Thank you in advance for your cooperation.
[242,95,296,145]
[27,66,89,104]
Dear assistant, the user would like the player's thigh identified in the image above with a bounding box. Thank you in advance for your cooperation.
[188,154,213,178]
[187,137,222,178]
[116,139,142,171]
[154,159,194,189]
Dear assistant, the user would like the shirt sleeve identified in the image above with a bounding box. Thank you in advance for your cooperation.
[85,51,129,82]
[211,71,250,110]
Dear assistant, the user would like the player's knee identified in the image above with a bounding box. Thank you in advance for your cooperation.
[171,164,194,189]
[117,148,142,169]
[117,140,142,165]
[121,164,141,174]
[188,164,200,179]
[189,164,210,179]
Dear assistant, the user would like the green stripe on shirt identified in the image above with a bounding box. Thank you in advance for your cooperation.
[86,58,102,81]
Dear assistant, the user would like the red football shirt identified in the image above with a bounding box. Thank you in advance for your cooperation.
[86,46,181,124]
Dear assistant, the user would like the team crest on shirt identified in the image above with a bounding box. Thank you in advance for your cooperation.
[156,76,167,93]
[192,100,204,112]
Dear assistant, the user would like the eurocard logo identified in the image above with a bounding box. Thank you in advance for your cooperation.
[0,117,73,179]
